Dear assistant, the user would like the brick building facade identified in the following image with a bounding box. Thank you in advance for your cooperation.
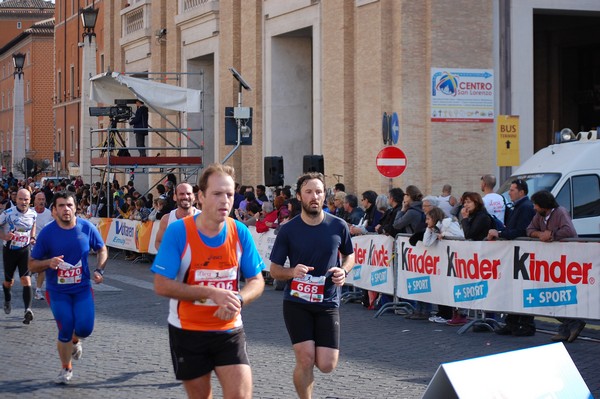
[0,0,54,176]
[104,0,497,195]
[3,0,596,198]
[53,0,105,177]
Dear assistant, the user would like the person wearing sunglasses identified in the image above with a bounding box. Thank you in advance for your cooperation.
[487,179,537,336]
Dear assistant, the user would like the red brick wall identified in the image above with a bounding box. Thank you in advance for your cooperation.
[54,0,105,172]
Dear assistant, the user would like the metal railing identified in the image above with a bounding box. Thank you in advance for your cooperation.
[123,5,145,36]
[181,0,215,13]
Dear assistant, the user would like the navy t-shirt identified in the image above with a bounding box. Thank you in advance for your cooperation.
[270,213,353,307]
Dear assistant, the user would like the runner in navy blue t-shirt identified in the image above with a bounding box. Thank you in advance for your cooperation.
[270,172,354,399]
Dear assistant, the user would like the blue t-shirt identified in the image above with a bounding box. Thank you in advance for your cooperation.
[270,212,354,307]
[31,218,105,294]
[151,215,265,280]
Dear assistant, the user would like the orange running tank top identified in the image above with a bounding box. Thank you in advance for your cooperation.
[177,216,243,331]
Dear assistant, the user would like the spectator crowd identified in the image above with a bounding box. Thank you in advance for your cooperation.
[0,170,586,343]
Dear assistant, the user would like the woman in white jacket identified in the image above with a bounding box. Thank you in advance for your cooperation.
[423,206,465,324]
[423,206,464,246]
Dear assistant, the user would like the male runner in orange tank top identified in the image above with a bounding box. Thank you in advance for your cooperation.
[152,164,265,398]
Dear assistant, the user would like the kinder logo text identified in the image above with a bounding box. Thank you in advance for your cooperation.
[513,247,593,285]
[400,242,440,275]
[115,221,135,238]
[446,246,500,280]
[354,240,390,267]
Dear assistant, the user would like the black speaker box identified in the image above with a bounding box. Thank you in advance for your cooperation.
[264,156,284,187]
[303,155,324,174]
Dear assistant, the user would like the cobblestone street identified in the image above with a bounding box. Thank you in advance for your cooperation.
[1,254,599,398]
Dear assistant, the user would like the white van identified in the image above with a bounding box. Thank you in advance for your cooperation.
[498,130,600,238]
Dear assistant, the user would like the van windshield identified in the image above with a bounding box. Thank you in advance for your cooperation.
[497,173,561,203]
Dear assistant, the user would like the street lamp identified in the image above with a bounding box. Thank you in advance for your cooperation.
[12,52,26,178]
[79,6,99,189]
[12,52,25,78]
[80,7,98,43]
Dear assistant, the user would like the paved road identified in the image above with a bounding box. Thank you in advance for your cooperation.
[1,251,599,398]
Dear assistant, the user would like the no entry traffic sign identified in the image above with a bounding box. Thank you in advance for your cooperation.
[376,146,407,178]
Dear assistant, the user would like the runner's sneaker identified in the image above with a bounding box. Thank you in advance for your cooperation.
[72,340,83,360]
[35,288,44,300]
[3,301,10,315]
[23,308,34,324]
[55,368,73,385]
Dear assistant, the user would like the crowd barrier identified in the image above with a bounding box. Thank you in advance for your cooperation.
[352,234,599,320]
[92,218,599,321]
[91,217,160,255]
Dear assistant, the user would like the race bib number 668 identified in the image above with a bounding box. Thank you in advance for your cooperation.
[290,275,326,303]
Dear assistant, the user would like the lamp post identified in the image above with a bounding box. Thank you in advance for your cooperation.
[12,52,26,179]
[80,6,99,183]
[80,7,99,43]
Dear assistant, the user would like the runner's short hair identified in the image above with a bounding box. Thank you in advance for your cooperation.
[295,172,326,195]
[198,164,235,193]
[51,191,77,209]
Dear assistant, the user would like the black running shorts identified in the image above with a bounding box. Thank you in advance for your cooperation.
[168,324,249,381]
[3,246,30,281]
[283,300,340,349]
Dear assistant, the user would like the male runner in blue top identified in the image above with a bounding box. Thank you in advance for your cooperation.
[29,191,107,385]
[270,172,355,399]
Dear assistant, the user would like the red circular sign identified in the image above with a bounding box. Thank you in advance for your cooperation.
[376,146,407,178]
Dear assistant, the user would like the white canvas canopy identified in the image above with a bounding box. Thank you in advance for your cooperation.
[89,72,201,115]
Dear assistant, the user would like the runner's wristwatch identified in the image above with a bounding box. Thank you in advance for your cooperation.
[94,268,104,276]
[235,293,244,307]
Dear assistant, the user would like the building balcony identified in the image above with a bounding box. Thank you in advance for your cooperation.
[176,0,219,24]
[176,0,219,45]
[180,0,217,14]
[120,0,152,46]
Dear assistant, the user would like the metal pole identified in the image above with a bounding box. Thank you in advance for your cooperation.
[12,67,26,179]
[499,0,512,184]
[80,32,97,183]
[221,82,243,164]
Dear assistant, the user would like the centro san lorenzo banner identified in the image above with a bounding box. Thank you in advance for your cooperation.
[395,236,600,319]
[431,68,494,123]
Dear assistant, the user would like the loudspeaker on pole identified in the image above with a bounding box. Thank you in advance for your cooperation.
[264,156,284,187]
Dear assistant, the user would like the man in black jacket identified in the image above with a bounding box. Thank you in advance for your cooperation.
[487,179,537,336]
[129,100,148,156]
[96,190,108,217]
[376,187,404,237]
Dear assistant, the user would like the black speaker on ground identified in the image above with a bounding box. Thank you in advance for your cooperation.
[303,155,324,174]
[264,156,284,187]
